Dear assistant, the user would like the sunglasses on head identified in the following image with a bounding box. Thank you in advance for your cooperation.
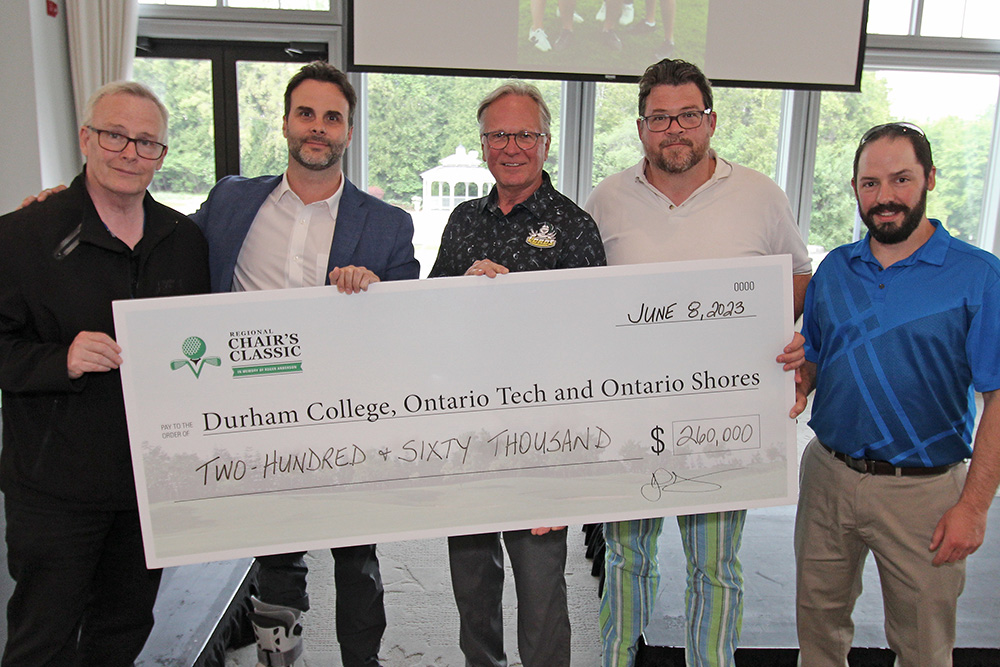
[859,122,925,147]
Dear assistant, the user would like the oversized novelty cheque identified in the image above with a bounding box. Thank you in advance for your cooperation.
[115,255,797,567]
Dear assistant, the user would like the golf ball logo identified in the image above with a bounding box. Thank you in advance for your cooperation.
[171,336,221,378]
[182,336,206,359]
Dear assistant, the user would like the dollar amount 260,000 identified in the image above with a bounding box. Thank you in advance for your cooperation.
[650,415,762,456]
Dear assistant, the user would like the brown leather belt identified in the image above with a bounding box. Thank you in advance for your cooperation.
[820,442,958,477]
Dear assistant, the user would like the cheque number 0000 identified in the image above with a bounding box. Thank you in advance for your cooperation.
[734,281,754,292]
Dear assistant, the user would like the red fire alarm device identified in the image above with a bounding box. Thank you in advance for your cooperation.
[46,1,58,18]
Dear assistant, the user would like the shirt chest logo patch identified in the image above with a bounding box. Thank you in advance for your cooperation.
[526,225,557,249]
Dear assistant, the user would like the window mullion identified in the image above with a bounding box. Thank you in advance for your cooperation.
[979,91,1000,254]
[910,0,923,36]
[220,48,242,177]
[776,89,821,242]
[345,71,367,190]
[559,80,594,206]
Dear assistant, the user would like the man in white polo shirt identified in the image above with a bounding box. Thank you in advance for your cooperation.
[584,58,811,667]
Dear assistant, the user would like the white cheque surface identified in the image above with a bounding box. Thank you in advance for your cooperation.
[115,255,797,567]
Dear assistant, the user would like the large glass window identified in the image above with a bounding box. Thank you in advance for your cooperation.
[141,0,215,5]
[867,0,1000,38]
[921,0,1000,39]
[364,74,562,275]
[866,0,912,36]
[811,69,998,254]
[133,1,1000,259]
[592,81,642,186]
[710,87,782,181]
[227,0,329,7]
[134,57,215,212]
[237,61,307,177]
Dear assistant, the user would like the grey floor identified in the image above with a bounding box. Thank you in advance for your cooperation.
[224,399,998,666]
[224,528,603,666]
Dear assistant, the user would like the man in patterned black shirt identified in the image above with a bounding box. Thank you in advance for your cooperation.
[429,82,606,667]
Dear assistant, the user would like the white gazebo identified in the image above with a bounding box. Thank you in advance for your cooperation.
[420,145,495,211]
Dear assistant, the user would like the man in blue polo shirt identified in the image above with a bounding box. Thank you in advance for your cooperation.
[791,123,1000,666]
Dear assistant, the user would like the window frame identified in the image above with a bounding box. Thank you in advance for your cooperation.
[139,2,339,26]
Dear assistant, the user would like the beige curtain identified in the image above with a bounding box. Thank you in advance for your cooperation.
[65,0,139,127]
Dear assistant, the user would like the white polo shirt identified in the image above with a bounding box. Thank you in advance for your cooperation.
[585,152,811,274]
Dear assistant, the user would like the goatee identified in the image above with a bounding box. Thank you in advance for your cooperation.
[288,136,346,171]
[648,136,701,174]
[860,189,927,245]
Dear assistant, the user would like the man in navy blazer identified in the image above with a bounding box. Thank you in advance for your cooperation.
[190,62,417,667]
[193,172,417,294]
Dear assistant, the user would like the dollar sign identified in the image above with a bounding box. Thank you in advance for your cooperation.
[650,426,665,455]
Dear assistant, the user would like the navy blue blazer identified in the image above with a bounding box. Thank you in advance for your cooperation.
[190,174,419,293]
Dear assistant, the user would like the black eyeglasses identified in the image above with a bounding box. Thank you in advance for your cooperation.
[482,130,548,151]
[639,109,712,132]
[859,122,925,147]
[86,126,167,160]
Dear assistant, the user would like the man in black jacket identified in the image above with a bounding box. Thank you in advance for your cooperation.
[0,81,209,667]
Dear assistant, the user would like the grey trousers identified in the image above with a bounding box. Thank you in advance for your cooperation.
[448,529,570,667]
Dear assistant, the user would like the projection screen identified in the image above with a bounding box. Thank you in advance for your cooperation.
[349,0,868,90]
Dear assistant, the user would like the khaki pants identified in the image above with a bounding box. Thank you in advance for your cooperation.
[794,438,967,667]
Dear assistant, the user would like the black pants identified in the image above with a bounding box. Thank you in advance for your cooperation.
[3,500,161,667]
[256,545,385,667]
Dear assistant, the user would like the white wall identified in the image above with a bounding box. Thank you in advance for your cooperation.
[0,3,78,644]
[0,0,79,214]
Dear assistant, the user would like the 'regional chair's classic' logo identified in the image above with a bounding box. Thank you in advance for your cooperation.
[170,336,222,378]
[227,329,303,378]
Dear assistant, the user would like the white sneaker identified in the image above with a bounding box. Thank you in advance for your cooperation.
[595,2,606,21]
[620,3,635,25]
[529,27,552,52]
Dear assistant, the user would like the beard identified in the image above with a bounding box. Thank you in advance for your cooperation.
[860,189,927,245]
[645,133,708,174]
[288,134,347,171]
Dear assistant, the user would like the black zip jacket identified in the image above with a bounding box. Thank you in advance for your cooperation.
[0,171,210,509]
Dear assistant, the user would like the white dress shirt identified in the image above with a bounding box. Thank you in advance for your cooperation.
[232,173,344,291]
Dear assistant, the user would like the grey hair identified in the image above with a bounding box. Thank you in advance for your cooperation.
[82,81,170,143]
[477,82,552,135]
